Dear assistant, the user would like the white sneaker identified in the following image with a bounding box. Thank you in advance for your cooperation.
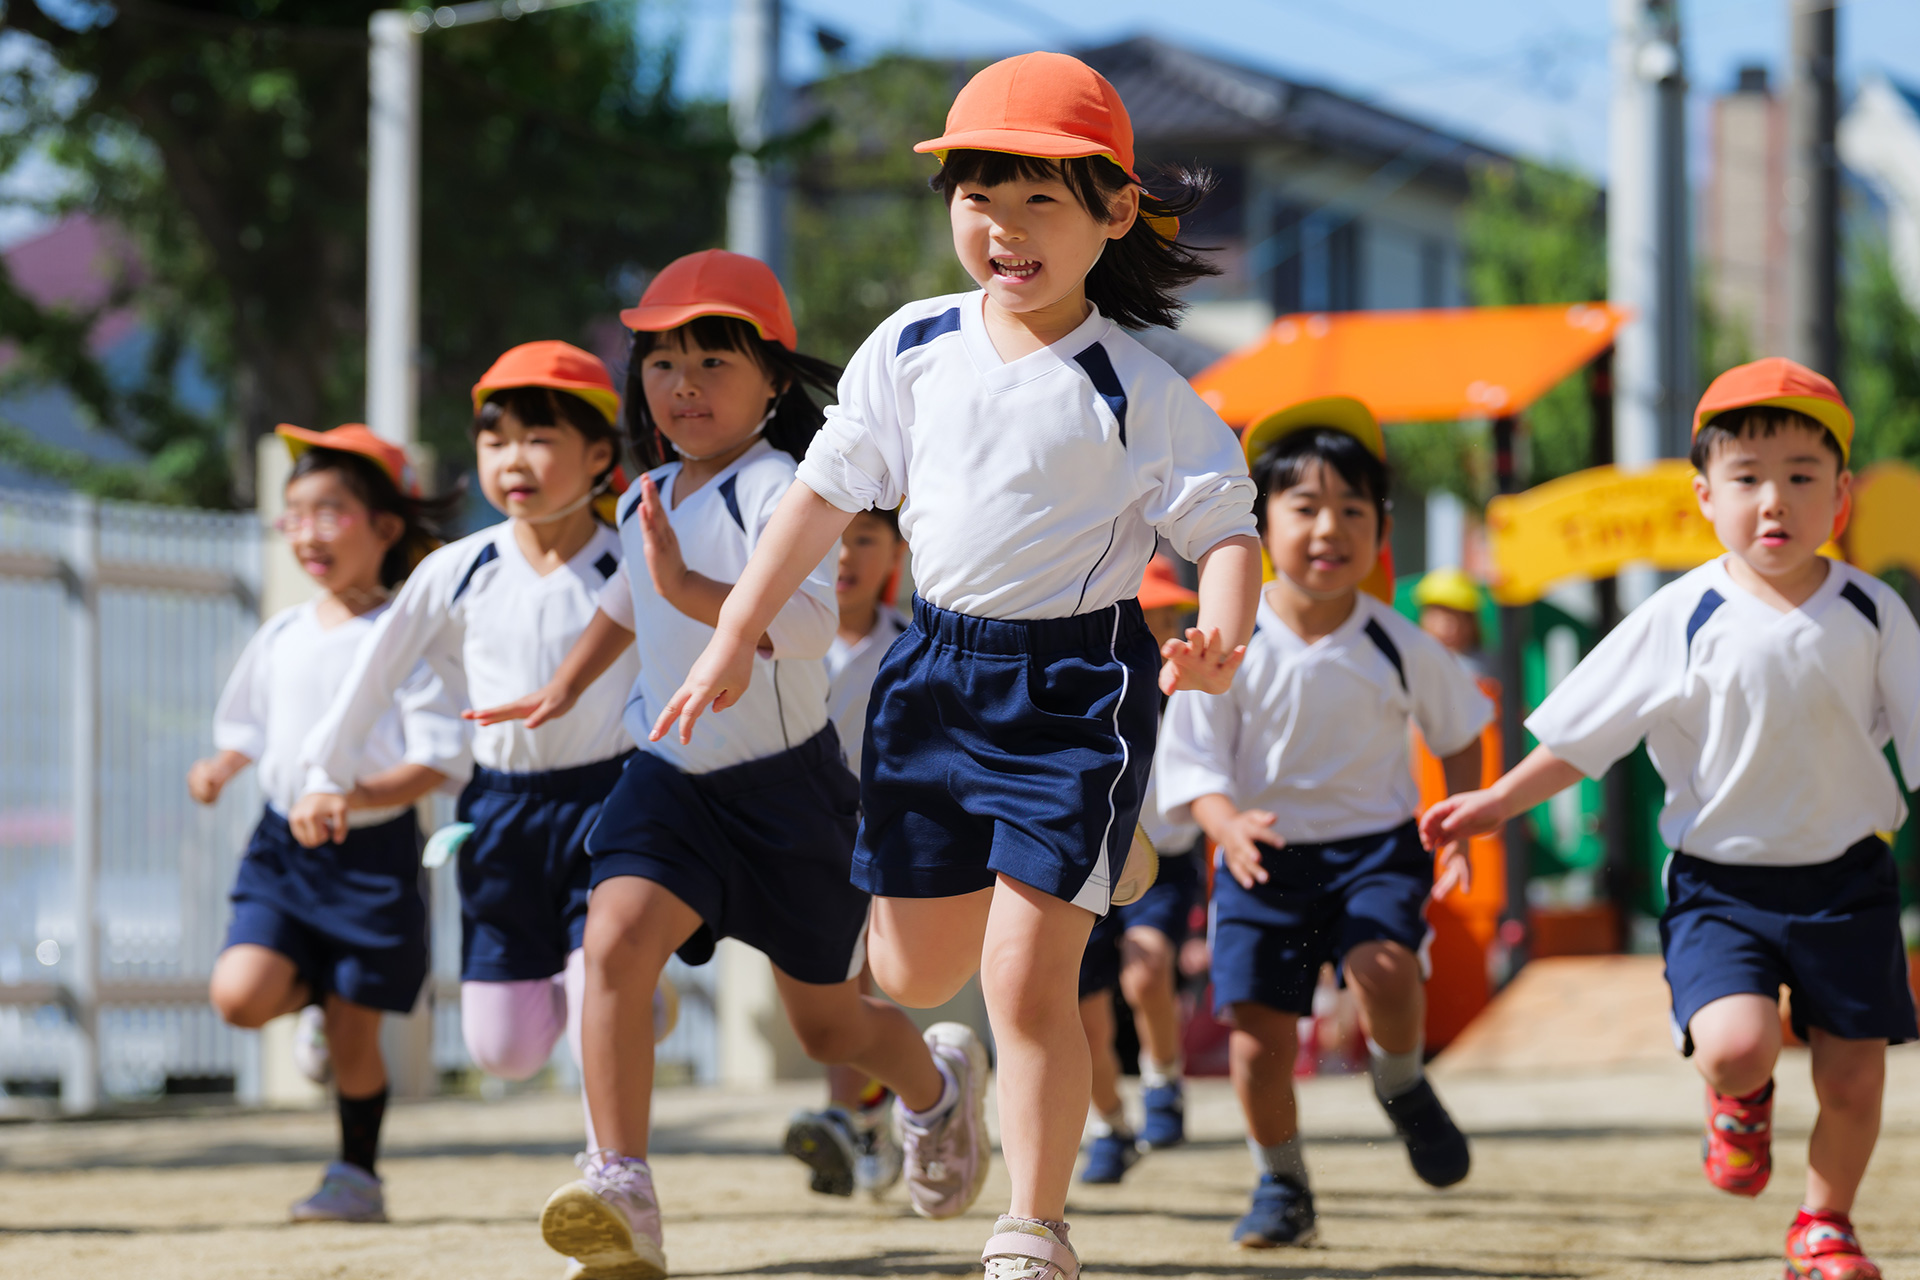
[984,1216,1080,1280]
[899,1022,990,1220]
[289,1161,386,1223]
[541,1152,667,1280]
[292,1004,331,1085]
[852,1099,904,1199]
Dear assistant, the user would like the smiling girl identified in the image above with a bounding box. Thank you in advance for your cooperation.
[192,425,470,1223]
[650,55,1263,1279]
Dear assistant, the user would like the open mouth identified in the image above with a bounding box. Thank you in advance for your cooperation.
[1758,530,1791,546]
[990,256,1041,280]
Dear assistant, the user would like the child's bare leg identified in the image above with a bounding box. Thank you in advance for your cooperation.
[826,967,882,1108]
[579,877,703,1157]
[208,944,309,1028]
[868,889,993,1007]
[1080,990,1123,1119]
[1344,939,1423,1054]
[979,875,1096,1221]
[1688,993,1781,1096]
[1229,1002,1300,1146]
[772,967,944,1111]
[1806,1030,1885,1215]
[325,996,387,1098]
[1119,927,1181,1067]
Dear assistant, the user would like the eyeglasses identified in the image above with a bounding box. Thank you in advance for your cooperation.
[273,505,361,541]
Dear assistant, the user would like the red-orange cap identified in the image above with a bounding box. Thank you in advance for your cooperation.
[1693,356,1854,461]
[1138,557,1199,611]
[471,340,619,425]
[276,423,419,496]
[618,249,798,351]
[916,53,1140,179]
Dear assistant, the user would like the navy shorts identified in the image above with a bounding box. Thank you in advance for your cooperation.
[853,595,1160,914]
[1209,820,1430,1017]
[456,752,631,983]
[223,807,428,1014]
[586,726,869,987]
[1079,840,1201,999]
[1662,836,1918,1053]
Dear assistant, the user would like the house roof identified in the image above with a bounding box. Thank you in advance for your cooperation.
[1076,36,1510,193]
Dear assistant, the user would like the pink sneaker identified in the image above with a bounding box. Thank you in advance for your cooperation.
[899,1021,990,1220]
[983,1217,1080,1280]
[541,1152,667,1280]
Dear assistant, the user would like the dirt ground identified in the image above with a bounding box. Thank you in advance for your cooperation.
[4,1049,1919,1279]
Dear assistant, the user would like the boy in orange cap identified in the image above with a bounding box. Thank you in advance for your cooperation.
[651,51,1263,1280]
[1425,358,1920,1280]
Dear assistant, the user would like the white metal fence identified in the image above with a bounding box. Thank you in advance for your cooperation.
[0,488,716,1111]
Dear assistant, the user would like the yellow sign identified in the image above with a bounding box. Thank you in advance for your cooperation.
[1845,461,1920,579]
[1486,460,1722,604]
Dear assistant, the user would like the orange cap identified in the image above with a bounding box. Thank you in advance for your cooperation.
[1138,557,1199,611]
[276,423,419,496]
[471,340,619,425]
[1693,356,1854,461]
[916,53,1141,179]
[619,249,797,351]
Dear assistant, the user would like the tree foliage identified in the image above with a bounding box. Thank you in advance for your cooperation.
[1844,239,1920,469]
[2,0,730,506]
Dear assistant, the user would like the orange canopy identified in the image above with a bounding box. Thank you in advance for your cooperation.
[1191,303,1629,428]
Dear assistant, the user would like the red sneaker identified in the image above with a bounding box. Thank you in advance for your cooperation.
[1785,1208,1882,1280]
[1702,1080,1772,1196]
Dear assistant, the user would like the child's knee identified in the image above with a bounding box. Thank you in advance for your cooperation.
[209,978,278,1029]
[1229,1004,1299,1060]
[870,948,969,1008]
[791,1016,862,1065]
[1343,941,1418,997]
[1813,1037,1886,1112]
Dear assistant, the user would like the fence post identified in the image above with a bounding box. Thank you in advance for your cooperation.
[63,494,101,1115]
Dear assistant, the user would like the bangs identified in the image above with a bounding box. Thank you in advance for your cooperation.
[937,149,1078,190]
[632,313,767,363]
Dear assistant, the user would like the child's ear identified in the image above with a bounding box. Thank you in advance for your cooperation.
[1105,184,1140,239]
[1832,469,1854,541]
[1692,470,1713,521]
[371,510,406,552]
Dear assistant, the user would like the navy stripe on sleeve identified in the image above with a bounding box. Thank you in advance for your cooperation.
[717,475,745,531]
[1362,618,1407,691]
[1070,343,1128,446]
[1685,588,1725,655]
[593,551,620,581]
[451,542,500,603]
[896,308,962,354]
[1840,580,1880,628]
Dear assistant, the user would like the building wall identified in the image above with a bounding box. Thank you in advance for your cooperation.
[1704,79,1788,361]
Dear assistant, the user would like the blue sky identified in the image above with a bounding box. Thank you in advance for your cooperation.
[647,0,1920,177]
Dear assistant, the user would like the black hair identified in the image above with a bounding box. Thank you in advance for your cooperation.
[850,503,903,539]
[930,150,1221,331]
[286,446,460,589]
[624,315,844,471]
[472,386,623,501]
[1689,406,1845,472]
[1251,427,1392,537]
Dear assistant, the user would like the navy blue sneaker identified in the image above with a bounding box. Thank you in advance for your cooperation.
[1139,1082,1185,1149]
[1078,1131,1141,1184]
[1232,1174,1316,1247]
[1379,1077,1471,1187]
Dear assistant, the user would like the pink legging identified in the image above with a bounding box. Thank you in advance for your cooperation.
[462,948,595,1145]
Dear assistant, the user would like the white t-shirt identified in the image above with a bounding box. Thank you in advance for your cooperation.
[1140,759,1201,854]
[1157,591,1493,844]
[1526,556,1920,866]
[825,607,908,776]
[598,439,839,774]
[796,291,1257,620]
[214,601,470,826]
[302,523,637,790]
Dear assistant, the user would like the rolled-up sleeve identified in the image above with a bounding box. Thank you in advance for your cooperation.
[795,324,902,514]
[1147,382,1258,563]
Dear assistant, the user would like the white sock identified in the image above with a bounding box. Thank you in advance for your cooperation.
[1089,1104,1132,1139]
[1249,1135,1308,1184]
[1139,1055,1183,1090]
[1367,1037,1423,1100]
[902,1055,959,1124]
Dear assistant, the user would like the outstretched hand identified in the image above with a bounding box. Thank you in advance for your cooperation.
[1418,789,1507,853]
[466,680,576,731]
[1158,626,1246,695]
[651,633,757,746]
[1431,839,1473,900]
[635,474,689,603]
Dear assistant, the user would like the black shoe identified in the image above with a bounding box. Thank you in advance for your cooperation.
[784,1107,858,1196]
[1232,1174,1317,1247]
[1379,1077,1471,1187]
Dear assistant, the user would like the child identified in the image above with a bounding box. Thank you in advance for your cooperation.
[1158,397,1490,1247]
[652,55,1263,1280]
[473,250,984,1280]
[1413,567,1490,679]
[191,424,470,1223]
[294,342,646,1123]
[1078,556,1206,1184]
[785,502,911,1200]
[1423,358,1919,1280]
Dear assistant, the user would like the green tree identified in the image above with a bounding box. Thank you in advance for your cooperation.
[1843,239,1920,468]
[2,0,729,506]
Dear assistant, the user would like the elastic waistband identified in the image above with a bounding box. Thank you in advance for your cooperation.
[1674,831,1889,876]
[259,805,416,839]
[681,724,845,797]
[909,594,1148,657]
[468,751,636,795]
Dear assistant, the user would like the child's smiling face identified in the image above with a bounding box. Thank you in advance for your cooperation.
[640,329,782,463]
[474,408,611,522]
[1693,422,1850,584]
[1263,459,1384,600]
[947,164,1138,319]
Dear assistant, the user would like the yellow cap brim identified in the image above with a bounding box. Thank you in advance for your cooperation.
[1243,396,1385,469]
[1696,394,1854,462]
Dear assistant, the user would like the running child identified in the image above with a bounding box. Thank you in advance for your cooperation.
[1422,358,1919,1280]
[472,250,986,1280]
[191,424,470,1223]
[1158,397,1490,1247]
[653,56,1262,1280]
[785,502,911,1200]
[294,342,650,1126]
[1078,556,1207,1185]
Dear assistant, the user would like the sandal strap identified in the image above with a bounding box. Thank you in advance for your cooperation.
[983,1232,1078,1272]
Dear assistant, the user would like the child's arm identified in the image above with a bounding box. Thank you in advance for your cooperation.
[628,472,789,651]
[1158,534,1261,695]
[652,482,855,745]
[467,607,637,730]
[1191,792,1285,890]
[288,763,450,847]
[187,749,251,806]
[1430,738,1483,897]
[199,618,273,805]
[1419,744,1587,851]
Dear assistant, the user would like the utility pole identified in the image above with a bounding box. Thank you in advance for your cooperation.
[1785,0,1839,378]
[1608,0,1692,607]
[728,0,784,271]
